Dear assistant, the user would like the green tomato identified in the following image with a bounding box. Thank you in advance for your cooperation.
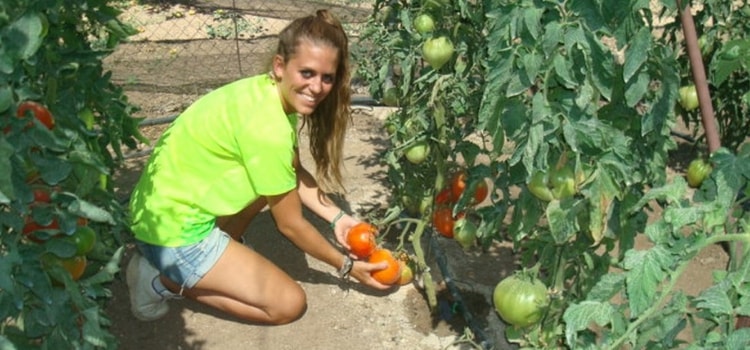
[493,275,549,328]
[527,171,554,201]
[549,165,576,200]
[422,36,454,70]
[686,158,712,188]
[413,14,435,34]
[62,226,97,256]
[453,217,477,250]
[382,87,400,107]
[679,85,699,111]
[405,141,430,164]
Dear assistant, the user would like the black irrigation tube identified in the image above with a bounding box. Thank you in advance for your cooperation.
[426,228,514,350]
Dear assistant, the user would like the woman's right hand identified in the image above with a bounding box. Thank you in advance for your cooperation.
[349,260,394,290]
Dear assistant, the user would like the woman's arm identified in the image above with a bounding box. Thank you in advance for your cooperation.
[292,149,357,248]
[265,188,390,290]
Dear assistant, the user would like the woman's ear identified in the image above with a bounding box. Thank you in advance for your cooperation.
[271,55,284,81]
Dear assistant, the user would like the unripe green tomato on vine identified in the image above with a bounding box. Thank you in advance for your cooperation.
[678,85,699,111]
[549,165,576,200]
[527,171,554,202]
[686,158,712,188]
[405,141,430,164]
[493,275,549,328]
[413,13,435,34]
[422,36,454,70]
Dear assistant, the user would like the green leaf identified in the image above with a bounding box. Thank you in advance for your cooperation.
[586,273,626,302]
[553,53,576,89]
[1,13,45,60]
[67,197,115,225]
[694,281,733,315]
[622,27,651,83]
[546,199,580,244]
[523,7,543,40]
[0,137,14,203]
[727,328,750,350]
[622,245,673,317]
[712,38,750,85]
[0,84,11,112]
[563,300,616,346]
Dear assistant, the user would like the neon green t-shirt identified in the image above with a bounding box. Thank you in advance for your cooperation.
[129,74,298,246]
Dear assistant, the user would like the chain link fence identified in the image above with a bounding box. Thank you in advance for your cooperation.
[105,0,372,100]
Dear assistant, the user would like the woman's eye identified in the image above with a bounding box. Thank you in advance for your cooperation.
[300,70,313,78]
[322,75,334,84]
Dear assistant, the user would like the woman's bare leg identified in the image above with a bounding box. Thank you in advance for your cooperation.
[161,239,306,324]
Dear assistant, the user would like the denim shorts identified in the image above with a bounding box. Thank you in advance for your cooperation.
[135,226,231,291]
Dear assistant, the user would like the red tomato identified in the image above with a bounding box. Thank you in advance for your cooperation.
[32,186,52,203]
[450,171,489,205]
[435,188,454,205]
[368,248,401,285]
[17,101,55,130]
[22,218,60,243]
[432,207,464,238]
[346,222,378,259]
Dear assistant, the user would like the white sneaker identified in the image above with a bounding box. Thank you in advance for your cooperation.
[126,252,170,321]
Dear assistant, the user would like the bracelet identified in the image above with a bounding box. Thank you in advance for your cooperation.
[330,210,345,229]
[338,255,353,279]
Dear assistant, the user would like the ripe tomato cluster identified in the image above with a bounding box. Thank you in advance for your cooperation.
[345,223,411,285]
[431,170,488,249]
[22,185,96,282]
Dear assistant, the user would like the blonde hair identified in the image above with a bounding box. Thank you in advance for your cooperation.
[275,9,351,192]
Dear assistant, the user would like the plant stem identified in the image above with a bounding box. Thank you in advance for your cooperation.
[411,219,438,309]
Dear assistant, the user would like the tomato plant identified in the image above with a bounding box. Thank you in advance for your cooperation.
[358,0,750,348]
[368,248,401,285]
[686,158,713,188]
[1,1,144,348]
[346,223,378,259]
[493,274,549,328]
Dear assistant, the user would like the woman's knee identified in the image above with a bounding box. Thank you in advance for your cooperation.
[268,285,307,324]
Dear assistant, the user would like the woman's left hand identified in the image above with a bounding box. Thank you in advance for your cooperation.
[333,214,359,250]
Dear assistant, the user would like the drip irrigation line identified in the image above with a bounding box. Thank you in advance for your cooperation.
[426,229,514,350]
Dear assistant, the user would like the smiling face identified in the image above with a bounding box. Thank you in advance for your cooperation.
[272,41,339,115]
